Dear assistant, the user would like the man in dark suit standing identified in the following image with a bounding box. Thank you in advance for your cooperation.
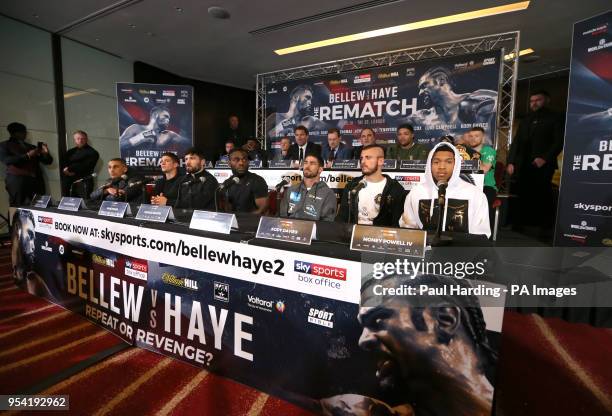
[507,91,564,234]
[287,125,322,162]
[321,128,352,164]
[62,130,99,197]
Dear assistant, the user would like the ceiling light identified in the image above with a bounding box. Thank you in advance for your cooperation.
[504,48,535,60]
[275,1,530,55]
[128,23,136,29]
[175,7,183,13]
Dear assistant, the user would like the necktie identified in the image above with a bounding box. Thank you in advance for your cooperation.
[299,147,304,161]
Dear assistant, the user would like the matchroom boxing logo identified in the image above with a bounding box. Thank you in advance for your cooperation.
[294,260,347,290]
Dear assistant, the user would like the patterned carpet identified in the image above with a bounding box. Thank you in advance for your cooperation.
[1,247,610,416]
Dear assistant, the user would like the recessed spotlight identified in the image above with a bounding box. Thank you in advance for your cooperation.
[208,6,230,19]
[146,32,155,37]
[32,14,39,18]
[128,23,136,29]
[175,7,183,13]
[95,37,100,41]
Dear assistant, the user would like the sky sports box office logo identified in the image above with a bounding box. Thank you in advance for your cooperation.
[294,260,347,290]
[125,259,148,281]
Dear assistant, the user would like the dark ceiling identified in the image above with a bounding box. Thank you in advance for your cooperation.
[1,0,610,89]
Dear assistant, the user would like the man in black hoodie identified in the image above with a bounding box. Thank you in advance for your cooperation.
[507,91,564,231]
[337,145,406,226]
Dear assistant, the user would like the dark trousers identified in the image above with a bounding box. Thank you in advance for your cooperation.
[512,164,556,228]
[5,175,38,206]
[483,185,497,234]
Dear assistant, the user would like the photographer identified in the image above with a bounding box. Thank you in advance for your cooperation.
[0,122,53,206]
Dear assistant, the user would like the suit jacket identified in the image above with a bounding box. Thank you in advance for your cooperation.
[508,108,564,171]
[321,143,353,161]
[287,142,322,160]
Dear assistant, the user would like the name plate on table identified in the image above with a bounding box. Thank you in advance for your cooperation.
[331,159,359,170]
[31,195,51,208]
[256,217,316,245]
[58,197,87,211]
[215,160,230,168]
[98,201,131,218]
[383,159,397,170]
[189,211,238,234]
[350,225,427,257]
[399,160,427,170]
[135,204,175,223]
[461,159,481,171]
[269,160,292,169]
[249,160,263,168]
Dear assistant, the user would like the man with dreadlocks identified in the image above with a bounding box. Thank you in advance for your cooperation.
[320,274,498,416]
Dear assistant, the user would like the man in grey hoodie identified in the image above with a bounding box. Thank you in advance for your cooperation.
[279,153,337,221]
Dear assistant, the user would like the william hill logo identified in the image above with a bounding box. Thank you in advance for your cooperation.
[161,272,199,291]
[92,254,115,268]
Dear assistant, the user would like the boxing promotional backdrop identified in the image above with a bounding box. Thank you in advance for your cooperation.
[12,208,503,415]
[266,50,503,151]
[117,83,193,176]
[555,11,612,247]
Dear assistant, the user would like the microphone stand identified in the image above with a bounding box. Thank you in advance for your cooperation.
[347,191,353,225]
[430,187,452,246]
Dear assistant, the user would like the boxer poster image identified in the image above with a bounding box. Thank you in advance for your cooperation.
[117,83,193,176]
[266,50,502,151]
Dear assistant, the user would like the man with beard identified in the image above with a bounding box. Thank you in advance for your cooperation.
[352,128,377,161]
[267,85,328,137]
[386,124,429,161]
[119,106,190,152]
[337,145,406,226]
[224,148,269,214]
[287,126,322,162]
[176,147,218,210]
[280,154,337,221]
[403,67,497,144]
[151,152,182,207]
[506,91,564,234]
[320,274,497,416]
[89,158,143,202]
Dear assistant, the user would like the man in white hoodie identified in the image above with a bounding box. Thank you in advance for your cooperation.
[400,142,491,237]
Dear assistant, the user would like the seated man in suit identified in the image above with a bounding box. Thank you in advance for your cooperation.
[89,158,143,202]
[268,136,292,162]
[352,127,377,160]
[321,128,352,166]
[287,125,322,162]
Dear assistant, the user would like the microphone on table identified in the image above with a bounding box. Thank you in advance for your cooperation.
[350,179,367,195]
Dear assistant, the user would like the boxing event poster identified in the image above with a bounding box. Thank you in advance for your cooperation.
[555,11,612,247]
[12,208,503,415]
[116,83,193,176]
[265,50,502,150]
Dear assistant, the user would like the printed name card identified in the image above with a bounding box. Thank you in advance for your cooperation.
[135,204,175,223]
[399,160,427,170]
[350,225,427,257]
[31,195,51,208]
[256,217,316,245]
[215,160,230,168]
[189,211,238,234]
[58,197,86,212]
[461,159,481,171]
[331,159,359,170]
[268,160,292,169]
[249,160,263,169]
[382,159,397,170]
[98,201,131,218]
